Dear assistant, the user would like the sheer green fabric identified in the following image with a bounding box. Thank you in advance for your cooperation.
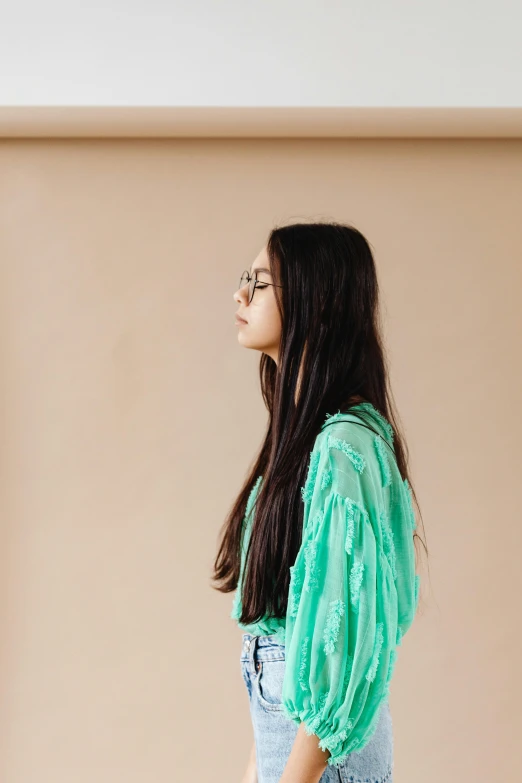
[230,402,420,767]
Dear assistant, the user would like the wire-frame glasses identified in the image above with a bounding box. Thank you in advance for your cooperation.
[238,270,283,304]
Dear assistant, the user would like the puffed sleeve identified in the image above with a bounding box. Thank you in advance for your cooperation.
[280,423,410,767]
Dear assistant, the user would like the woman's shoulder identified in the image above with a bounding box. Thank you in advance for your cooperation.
[318,401,394,442]
[308,403,399,503]
[315,403,393,457]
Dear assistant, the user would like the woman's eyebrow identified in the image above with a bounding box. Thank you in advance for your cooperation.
[250,266,272,275]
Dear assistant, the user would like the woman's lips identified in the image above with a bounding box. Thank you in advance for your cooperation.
[235,315,248,324]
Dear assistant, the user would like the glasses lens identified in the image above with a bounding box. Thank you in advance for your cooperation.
[239,271,256,303]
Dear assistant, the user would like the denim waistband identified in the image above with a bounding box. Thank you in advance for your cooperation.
[240,632,286,666]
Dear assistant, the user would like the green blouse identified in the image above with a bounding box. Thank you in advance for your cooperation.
[230,402,420,767]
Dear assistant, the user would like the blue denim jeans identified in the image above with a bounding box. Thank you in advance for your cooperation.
[240,632,394,783]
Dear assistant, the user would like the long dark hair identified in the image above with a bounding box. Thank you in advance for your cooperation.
[211,220,428,626]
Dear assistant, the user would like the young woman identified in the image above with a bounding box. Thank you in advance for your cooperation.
[212,221,426,783]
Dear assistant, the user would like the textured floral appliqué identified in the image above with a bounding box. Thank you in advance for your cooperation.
[349,559,365,608]
[320,467,333,489]
[379,507,397,580]
[318,724,353,755]
[301,450,321,503]
[304,540,320,592]
[373,410,394,444]
[414,573,421,611]
[366,621,384,682]
[323,410,349,427]
[374,435,392,488]
[357,402,395,445]
[298,636,310,692]
[404,478,417,530]
[344,500,357,555]
[327,432,366,474]
[323,598,346,654]
[288,566,304,618]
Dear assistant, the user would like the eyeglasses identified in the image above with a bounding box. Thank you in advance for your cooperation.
[238,270,283,304]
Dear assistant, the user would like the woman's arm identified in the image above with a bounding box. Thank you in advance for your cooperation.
[278,421,406,771]
[240,739,257,783]
[279,723,330,783]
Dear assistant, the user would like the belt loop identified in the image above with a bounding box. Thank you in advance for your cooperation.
[249,634,259,674]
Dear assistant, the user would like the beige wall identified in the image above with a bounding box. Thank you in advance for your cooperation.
[1,138,521,781]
